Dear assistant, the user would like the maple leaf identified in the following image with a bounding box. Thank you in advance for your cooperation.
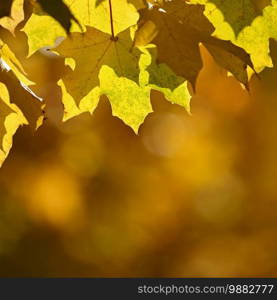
[190,0,277,72]
[135,0,213,87]
[135,0,254,88]
[23,0,140,56]
[99,66,152,132]
[55,23,191,132]
[55,27,152,132]
[56,27,142,103]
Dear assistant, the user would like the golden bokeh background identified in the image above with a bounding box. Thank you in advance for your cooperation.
[0,37,277,277]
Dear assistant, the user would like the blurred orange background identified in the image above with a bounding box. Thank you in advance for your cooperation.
[0,33,277,277]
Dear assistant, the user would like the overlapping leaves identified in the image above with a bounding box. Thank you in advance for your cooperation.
[0,0,276,166]
[189,0,277,71]
[135,0,254,88]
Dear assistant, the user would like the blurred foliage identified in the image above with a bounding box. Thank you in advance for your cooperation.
[0,34,277,277]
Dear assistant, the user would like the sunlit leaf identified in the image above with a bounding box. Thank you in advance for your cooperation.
[190,0,277,71]
[0,0,25,34]
[23,0,140,55]
[37,0,81,33]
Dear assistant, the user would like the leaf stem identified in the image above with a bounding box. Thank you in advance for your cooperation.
[108,0,117,41]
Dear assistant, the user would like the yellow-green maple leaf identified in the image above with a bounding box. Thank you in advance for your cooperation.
[56,27,142,104]
[189,0,271,36]
[56,26,191,132]
[23,0,139,56]
[99,66,152,133]
[190,0,277,71]
[56,27,151,132]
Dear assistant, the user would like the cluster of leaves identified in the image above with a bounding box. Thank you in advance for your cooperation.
[0,0,276,166]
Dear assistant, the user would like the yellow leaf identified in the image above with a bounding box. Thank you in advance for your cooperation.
[190,0,277,71]
[0,61,44,131]
[0,81,26,167]
[0,0,25,34]
[99,66,152,133]
[0,41,34,86]
[56,27,141,104]
[23,0,139,56]
[56,27,152,132]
